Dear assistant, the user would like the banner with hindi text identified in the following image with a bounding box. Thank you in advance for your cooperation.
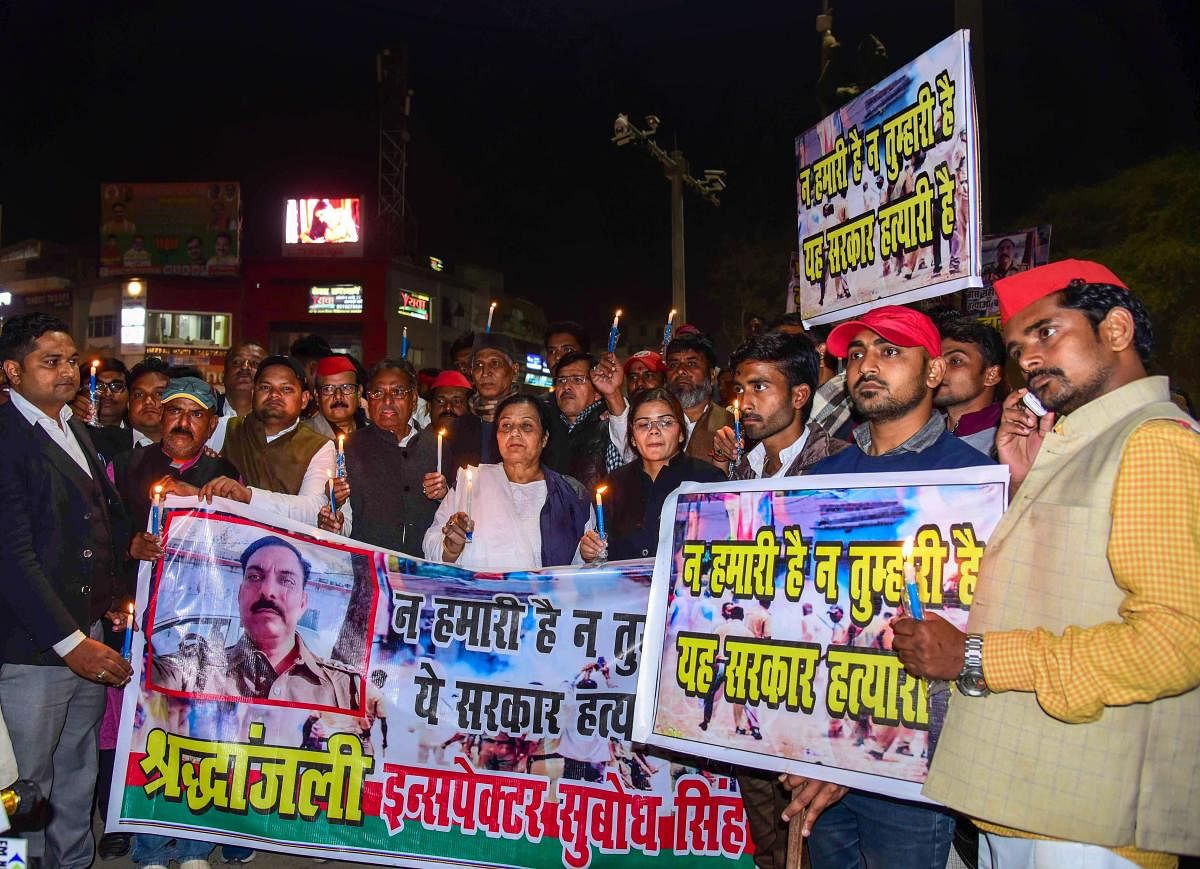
[788,30,983,325]
[110,497,753,867]
[632,468,1008,804]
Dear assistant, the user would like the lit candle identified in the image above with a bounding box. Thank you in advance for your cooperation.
[902,538,925,619]
[150,484,163,536]
[464,468,474,542]
[607,309,622,353]
[661,308,677,355]
[486,301,497,333]
[437,427,446,475]
[336,434,346,478]
[326,469,338,515]
[732,398,742,451]
[594,485,608,538]
[121,602,134,660]
[89,359,99,426]
[401,326,409,359]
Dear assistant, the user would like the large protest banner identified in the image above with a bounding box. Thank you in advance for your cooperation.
[99,182,242,277]
[632,468,1008,803]
[788,30,983,326]
[111,497,753,867]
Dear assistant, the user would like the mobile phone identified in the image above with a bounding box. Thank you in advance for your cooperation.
[1021,390,1048,417]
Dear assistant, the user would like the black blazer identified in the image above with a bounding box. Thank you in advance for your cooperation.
[0,400,130,665]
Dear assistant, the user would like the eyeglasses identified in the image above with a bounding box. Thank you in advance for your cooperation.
[632,415,679,433]
[365,386,414,401]
[553,375,589,387]
[318,383,360,397]
[473,359,511,375]
[94,381,126,394]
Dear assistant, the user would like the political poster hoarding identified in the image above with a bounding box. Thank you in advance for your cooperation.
[99,183,241,278]
[632,467,1008,804]
[111,497,753,867]
[788,30,983,326]
[965,226,1052,327]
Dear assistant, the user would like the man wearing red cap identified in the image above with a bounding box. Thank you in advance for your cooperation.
[624,349,667,398]
[895,261,1200,868]
[429,369,473,430]
[780,305,991,869]
[306,353,368,441]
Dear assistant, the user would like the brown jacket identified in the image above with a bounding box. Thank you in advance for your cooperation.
[684,402,732,470]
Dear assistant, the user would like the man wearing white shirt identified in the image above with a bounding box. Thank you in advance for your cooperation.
[184,355,351,530]
[711,329,848,869]
[0,313,133,868]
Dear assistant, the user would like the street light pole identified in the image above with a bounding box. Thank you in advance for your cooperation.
[612,115,724,326]
[667,151,687,322]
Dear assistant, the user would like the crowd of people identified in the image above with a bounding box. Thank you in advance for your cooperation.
[0,256,1196,869]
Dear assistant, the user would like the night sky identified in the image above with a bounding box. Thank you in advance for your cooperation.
[2,0,1196,329]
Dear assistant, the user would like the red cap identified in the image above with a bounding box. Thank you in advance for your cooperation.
[995,259,1127,324]
[315,355,357,378]
[826,305,941,359]
[623,349,667,375]
[430,370,472,391]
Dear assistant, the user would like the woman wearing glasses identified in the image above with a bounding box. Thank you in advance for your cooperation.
[579,387,723,562]
[318,358,446,557]
[425,394,594,572]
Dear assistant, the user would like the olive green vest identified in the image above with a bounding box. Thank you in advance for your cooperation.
[924,376,1199,855]
[221,414,329,495]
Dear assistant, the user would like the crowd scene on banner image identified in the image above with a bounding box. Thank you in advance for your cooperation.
[0,258,1197,869]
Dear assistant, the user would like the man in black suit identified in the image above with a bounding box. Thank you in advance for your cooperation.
[0,313,133,868]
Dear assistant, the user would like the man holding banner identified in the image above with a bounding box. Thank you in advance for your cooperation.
[780,305,992,868]
[897,261,1200,868]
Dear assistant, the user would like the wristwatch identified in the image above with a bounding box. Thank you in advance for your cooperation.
[956,633,989,697]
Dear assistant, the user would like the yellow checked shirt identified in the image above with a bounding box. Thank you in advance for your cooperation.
[979,419,1200,869]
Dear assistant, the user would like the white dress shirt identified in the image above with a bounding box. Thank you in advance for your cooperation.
[8,390,92,656]
[745,426,811,479]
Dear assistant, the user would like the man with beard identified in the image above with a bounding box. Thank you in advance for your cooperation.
[898,262,1200,868]
[318,359,443,557]
[443,333,520,481]
[767,312,856,442]
[113,377,241,541]
[933,318,1005,456]
[543,351,622,491]
[428,369,472,429]
[982,236,1023,283]
[709,330,847,868]
[623,349,667,398]
[183,356,345,528]
[208,340,266,452]
[306,354,368,440]
[151,535,361,707]
[779,306,989,869]
[662,331,730,470]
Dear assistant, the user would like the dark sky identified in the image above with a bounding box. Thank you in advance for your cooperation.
[1,0,1196,327]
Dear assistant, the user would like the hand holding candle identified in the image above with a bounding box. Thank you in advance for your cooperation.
[121,602,134,660]
[150,484,163,536]
[607,309,622,353]
[88,359,100,427]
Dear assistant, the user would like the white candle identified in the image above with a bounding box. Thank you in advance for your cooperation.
[437,428,446,475]
[486,301,498,333]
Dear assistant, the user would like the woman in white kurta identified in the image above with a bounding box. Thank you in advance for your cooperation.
[423,394,593,572]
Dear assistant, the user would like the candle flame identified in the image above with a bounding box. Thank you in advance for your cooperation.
[128,602,134,614]
[668,309,677,321]
[489,301,498,310]
[901,536,914,561]
[615,309,622,318]
[153,484,163,495]
[438,427,447,437]
[595,484,608,499]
